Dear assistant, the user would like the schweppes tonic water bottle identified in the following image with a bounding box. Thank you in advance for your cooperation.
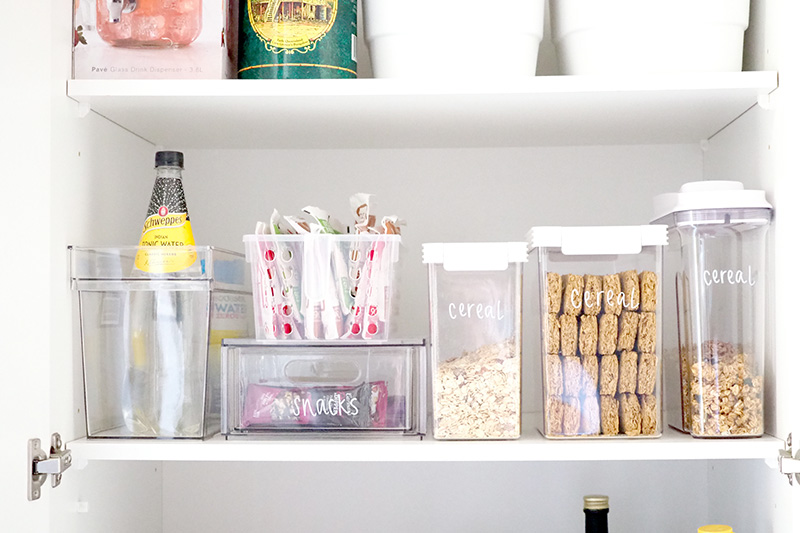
[135,151,197,273]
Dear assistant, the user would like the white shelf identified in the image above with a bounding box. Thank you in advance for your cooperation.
[69,424,783,466]
[66,71,778,149]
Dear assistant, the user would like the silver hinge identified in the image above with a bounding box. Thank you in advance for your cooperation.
[28,433,72,501]
[778,433,800,486]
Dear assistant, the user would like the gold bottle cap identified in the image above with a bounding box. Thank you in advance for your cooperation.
[583,495,609,511]
[698,526,733,533]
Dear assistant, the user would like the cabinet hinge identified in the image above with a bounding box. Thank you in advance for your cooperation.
[27,433,72,501]
[778,433,800,486]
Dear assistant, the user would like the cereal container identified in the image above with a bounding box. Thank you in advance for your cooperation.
[653,181,772,438]
[528,226,667,438]
[423,242,526,440]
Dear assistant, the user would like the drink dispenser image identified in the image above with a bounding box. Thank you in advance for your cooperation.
[97,0,202,47]
[653,181,772,438]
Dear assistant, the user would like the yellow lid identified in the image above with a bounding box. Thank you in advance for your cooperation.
[583,495,609,511]
[698,526,733,533]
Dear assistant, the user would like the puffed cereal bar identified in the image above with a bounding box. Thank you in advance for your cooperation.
[563,355,583,397]
[602,273,622,315]
[560,314,578,356]
[617,310,640,352]
[638,312,657,353]
[599,354,619,395]
[583,274,602,316]
[579,315,598,356]
[562,274,584,316]
[600,395,619,436]
[639,271,658,313]
[598,313,618,355]
[637,352,657,395]
[617,350,638,394]
[546,272,563,314]
[619,392,642,436]
[620,270,640,311]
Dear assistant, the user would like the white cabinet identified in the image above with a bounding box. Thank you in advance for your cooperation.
[2,0,799,532]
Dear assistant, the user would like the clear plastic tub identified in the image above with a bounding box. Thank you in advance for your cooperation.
[221,340,426,437]
[423,242,526,440]
[528,226,667,438]
[653,181,772,438]
[243,234,401,341]
[70,246,252,439]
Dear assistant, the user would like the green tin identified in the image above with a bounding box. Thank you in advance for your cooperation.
[237,0,357,79]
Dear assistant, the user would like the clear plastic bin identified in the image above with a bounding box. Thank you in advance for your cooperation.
[528,226,667,438]
[70,246,252,439]
[243,234,401,341]
[221,340,426,436]
[423,242,526,440]
[653,181,772,438]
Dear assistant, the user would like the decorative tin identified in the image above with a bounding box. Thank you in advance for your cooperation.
[237,0,357,79]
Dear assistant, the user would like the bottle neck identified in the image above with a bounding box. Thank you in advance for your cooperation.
[584,509,608,533]
[155,166,183,179]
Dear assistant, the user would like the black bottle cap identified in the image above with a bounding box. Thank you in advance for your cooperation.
[155,151,184,168]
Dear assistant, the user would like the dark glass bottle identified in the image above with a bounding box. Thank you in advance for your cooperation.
[584,495,609,533]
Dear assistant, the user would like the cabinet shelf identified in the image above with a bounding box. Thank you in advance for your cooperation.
[66,71,778,150]
[68,423,783,465]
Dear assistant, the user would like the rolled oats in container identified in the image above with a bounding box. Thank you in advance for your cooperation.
[528,225,667,439]
[423,242,526,440]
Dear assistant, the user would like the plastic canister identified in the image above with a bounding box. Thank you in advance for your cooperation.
[423,242,527,440]
[652,181,772,438]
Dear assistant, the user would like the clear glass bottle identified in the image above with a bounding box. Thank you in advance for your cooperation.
[584,495,609,533]
[96,0,202,48]
[123,151,200,437]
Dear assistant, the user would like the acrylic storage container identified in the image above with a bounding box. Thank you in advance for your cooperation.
[423,242,526,440]
[653,181,772,438]
[221,340,426,436]
[243,234,401,341]
[363,0,546,78]
[549,0,750,75]
[528,226,667,438]
[70,246,252,439]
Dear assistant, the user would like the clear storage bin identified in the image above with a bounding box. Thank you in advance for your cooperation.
[243,234,401,341]
[528,226,667,438]
[221,340,425,436]
[653,181,772,438]
[70,246,252,439]
[423,242,526,440]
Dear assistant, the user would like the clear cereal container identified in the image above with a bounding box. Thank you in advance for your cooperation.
[221,340,426,437]
[528,226,667,439]
[243,234,401,341]
[653,181,772,438]
[423,242,526,440]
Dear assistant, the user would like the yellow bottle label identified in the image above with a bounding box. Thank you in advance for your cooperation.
[135,170,197,274]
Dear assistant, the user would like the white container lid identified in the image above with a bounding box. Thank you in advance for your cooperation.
[422,242,528,271]
[652,181,773,222]
[526,225,668,255]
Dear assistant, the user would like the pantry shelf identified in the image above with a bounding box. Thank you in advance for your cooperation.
[66,71,778,150]
[68,424,783,466]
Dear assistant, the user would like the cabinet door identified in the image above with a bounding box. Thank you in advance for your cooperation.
[0,36,53,531]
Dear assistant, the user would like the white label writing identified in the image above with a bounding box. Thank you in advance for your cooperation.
[703,266,757,287]
[290,393,359,418]
[448,300,506,321]
[569,288,634,310]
